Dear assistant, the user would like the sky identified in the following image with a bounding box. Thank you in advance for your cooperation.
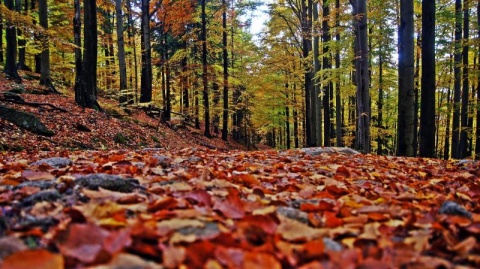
[247,0,273,41]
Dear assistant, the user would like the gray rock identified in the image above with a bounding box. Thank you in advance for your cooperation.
[75,174,144,193]
[301,147,359,156]
[323,237,343,252]
[438,201,472,219]
[20,190,61,207]
[31,157,72,168]
[277,206,309,224]
[0,105,54,137]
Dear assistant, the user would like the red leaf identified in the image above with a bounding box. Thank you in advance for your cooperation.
[213,188,246,219]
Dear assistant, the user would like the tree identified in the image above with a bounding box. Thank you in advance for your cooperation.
[140,0,153,103]
[116,0,128,105]
[459,0,469,157]
[451,0,462,158]
[201,0,211,137]
[4,0,21,82]
[222,0,229,141]
[75,0,100,110]
[38,0,56,92]
[397,0,415,156]
[419,0,436,157]
[350,0,370,153]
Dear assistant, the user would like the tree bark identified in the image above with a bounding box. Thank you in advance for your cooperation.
[75,0,100,110]
[201,0,211,137]
[335,0,342,147]
[140,0,152,103]
[350,0,370,153]
[302,0,314,147]
[0,2,3,64]
[476,1,480,159]
[313,2,322,146]
[451,0,462,158]
[460,0,470,158]
[419,0,436,157]
[38,0,56,92]
[116,0,128,105]
[4,0,21,82]
[322,1,331,147]
[221,0,229,141]
[397,0,415,156]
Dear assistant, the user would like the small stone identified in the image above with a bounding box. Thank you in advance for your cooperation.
[276,206,309,224]
[75,174,144,193]
[31,157,72,168]
[323,237,343,252]
[438,201,472,219]
[20,190,61,207]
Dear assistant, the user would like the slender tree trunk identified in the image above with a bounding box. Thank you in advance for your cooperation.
[140,0,152,103]
[0,2,3,64]
[75,0,100,110]
[286,87,291,149]
[73,0,82,103]
[38,0,56,92]
[460,0,470,158]
[201,0,211,137]
[397,0,415,156]
[4,0,21,82]
[126,0,138,103]
[116,0,128,105]
[452,0,462,158]
[476,1,480,159]
[222,0,229,141]
[16,0,30,71]
[322,1,331,147]
[377,48,384,155]
[350,0,370,153]
[334,0,342,147]
[419,0,436,157]
[313,2,321,146]
[302,0,314,146]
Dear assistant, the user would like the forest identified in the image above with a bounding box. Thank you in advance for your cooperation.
[0,0,479,158]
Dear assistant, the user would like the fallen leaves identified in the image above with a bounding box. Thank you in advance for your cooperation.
[1,148,480,268]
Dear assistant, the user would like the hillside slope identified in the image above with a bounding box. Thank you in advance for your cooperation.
[0,72,247,152]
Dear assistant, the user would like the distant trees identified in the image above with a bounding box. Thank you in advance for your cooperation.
[4,0,21,82]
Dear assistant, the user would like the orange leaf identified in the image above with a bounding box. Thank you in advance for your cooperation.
[0,249,63,269]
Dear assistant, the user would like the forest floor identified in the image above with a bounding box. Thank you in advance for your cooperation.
[0,73,480,268]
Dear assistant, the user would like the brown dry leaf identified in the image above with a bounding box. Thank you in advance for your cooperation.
[277,215,327,241]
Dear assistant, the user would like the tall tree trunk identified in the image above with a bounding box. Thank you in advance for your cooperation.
[116,0,128,105]
[222,0,229,141]
[334,0,342,147]
[201,0,211,137]
[377,47,384,155]
[476,1,480,159]
[140,0,152,103]
[286,87,291,149]
[16,0,30,71]
[4,0,21,82]
[460,0,470,158]
[0,2,3,64]
[303,0,314,146]
[322,1,331,147]
[38,0,56,92]
[452,0,462,158]
[75,0,100,110]
[73,0,82,103]
[313,1,321,146]
[350,0,370,153]
[397,0,415,156]
[419,0,436,157]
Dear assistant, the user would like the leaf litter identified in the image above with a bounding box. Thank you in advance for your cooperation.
[0,148,479,268]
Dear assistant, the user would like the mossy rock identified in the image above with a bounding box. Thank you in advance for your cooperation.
[0,105,54,137]
[114,132,129,145]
